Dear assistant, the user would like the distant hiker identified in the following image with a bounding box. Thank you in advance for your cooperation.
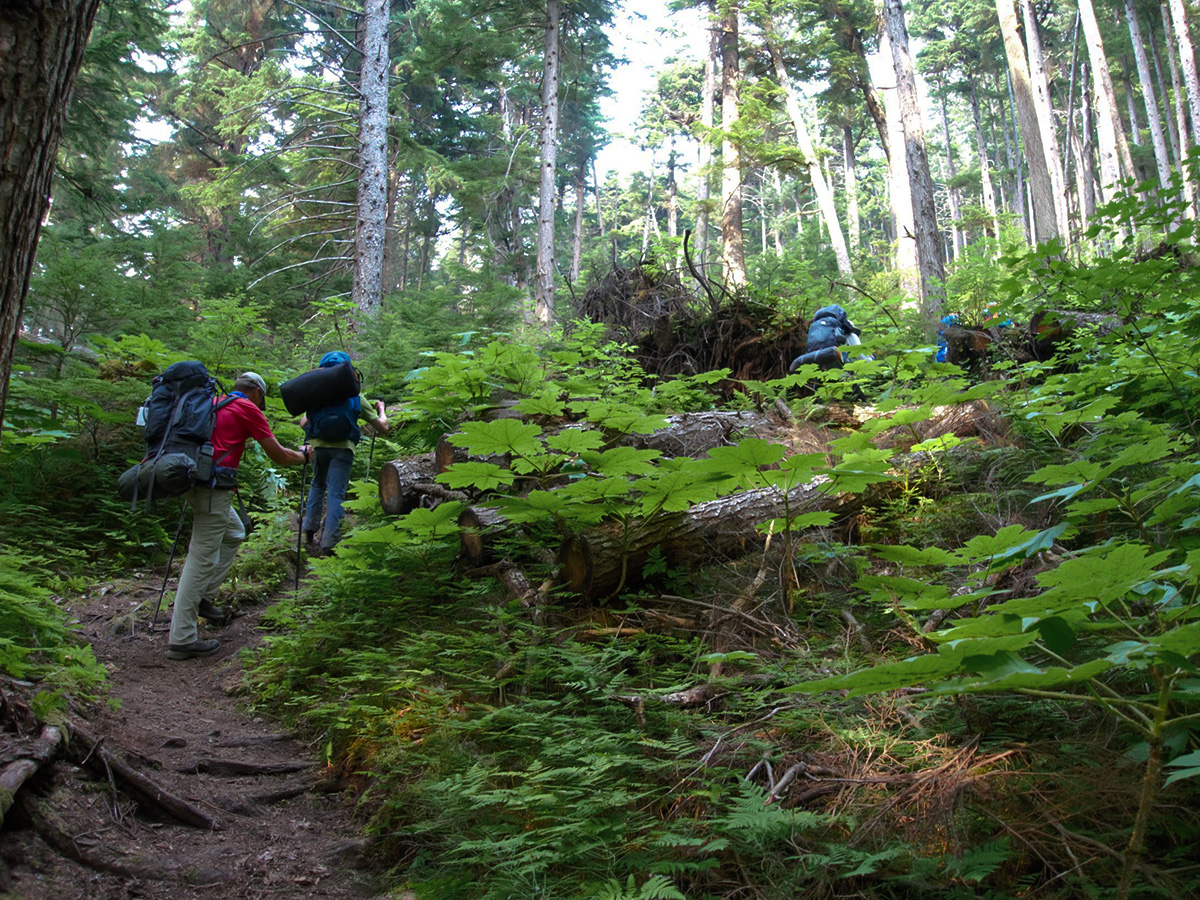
[789,304,867,373]
[298,351,390,557]
[936,313,958,363]
[169,372,311,661]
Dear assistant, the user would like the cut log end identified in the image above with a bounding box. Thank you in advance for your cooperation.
[559,536,593,596]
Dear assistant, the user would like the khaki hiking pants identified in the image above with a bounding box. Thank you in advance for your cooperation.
[169,487,244,646]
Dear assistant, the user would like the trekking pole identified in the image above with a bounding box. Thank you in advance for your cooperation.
[150,504,188,635]
[296,457,308,597]
[365,432,377,483]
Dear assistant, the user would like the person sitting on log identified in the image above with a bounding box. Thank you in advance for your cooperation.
[299,351,390,557]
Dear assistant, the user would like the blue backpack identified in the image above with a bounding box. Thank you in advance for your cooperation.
[303,351,362,443]
[305,396,361,444]
[805,305,858,354]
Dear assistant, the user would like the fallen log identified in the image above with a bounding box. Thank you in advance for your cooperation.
[65,722,221,831]
[0,725,62,827]
[558,479,841,599]
[625,409,793,458]
[458,506,509,566]
[378,454,462,515]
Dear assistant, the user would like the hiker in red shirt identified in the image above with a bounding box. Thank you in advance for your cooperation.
[168,372,312,661]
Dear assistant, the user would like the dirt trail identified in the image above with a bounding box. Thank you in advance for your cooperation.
[0,574,390,900]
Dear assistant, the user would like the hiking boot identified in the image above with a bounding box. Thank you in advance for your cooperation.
[198,599,228,623]
[167,639,221,661]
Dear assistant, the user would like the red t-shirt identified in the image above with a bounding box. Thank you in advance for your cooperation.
[211,396,275,469]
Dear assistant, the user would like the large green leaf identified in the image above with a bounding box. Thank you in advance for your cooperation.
[545,428,605,454]
[436,462,515,491]
[451,419,544,456]
[1035,543,1175,603]
[870,545,961,567]
[704,438,786,473]
[581,446,661,477]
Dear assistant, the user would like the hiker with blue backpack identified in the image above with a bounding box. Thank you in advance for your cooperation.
[788,304,871,373]
[298,351,390,557]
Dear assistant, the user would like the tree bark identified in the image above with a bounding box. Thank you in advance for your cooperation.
[843,124,861,251]
[378,454,452,516]
[0,0,101,442]
[1148,18,1182,169]
[720,2,747,289]
[570,167,585,285]
[938,86,962,258]
[352,0,389,313]
[996,0,1061,244]
[1078,0,1136,204]
[970,83,1002,243]
[870,28,919,299]
[0,725,62,827]
[883,0,944,323]
[765,27,853,275]
[1167,0,1200,207]
[696,9,717,272]
[534,0,561,325]
[1021,0,1072,239]
[1125,0,1174,195]
[1164,3,1191,168]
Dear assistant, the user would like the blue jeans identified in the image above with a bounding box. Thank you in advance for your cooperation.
[303,447,355,550]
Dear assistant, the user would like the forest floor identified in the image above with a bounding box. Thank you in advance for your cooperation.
[0,571,399,900]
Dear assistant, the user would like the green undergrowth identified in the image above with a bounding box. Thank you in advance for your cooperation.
[239,192,1200,899]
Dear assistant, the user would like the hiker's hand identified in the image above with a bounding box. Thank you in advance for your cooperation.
[301,444,313,464]
[375,400,385,415]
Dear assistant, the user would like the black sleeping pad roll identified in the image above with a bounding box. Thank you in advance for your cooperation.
[788,346,844,373]
[279,360,361,417]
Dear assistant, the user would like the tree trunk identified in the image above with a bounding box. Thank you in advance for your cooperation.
[0,0,101,442]
[570,168,585,285]
[534,0,561,326]
[1022,0,1072,239]
[1164,3,1191,166]
[1126,0,1174,194]
[765,27,853,276]
[883,0,945,323]
[970,83,1002,243]
[938,86,962,258]
[843,124,861,252]
[591,159,606,236]
[870,29,919,299]
[696,10,717,272]
[662,141,676,239]
[1167,0,1200,211]
[999,72,1031,240]
[720,2,747,289]
[1148,19,1182,169]
[996,0,1060,244]
[352,0,389,313]
[1079,0,1136,203]
[1079,63,1100,221]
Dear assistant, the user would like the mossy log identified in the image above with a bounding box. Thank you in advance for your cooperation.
[558,479,843,600]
